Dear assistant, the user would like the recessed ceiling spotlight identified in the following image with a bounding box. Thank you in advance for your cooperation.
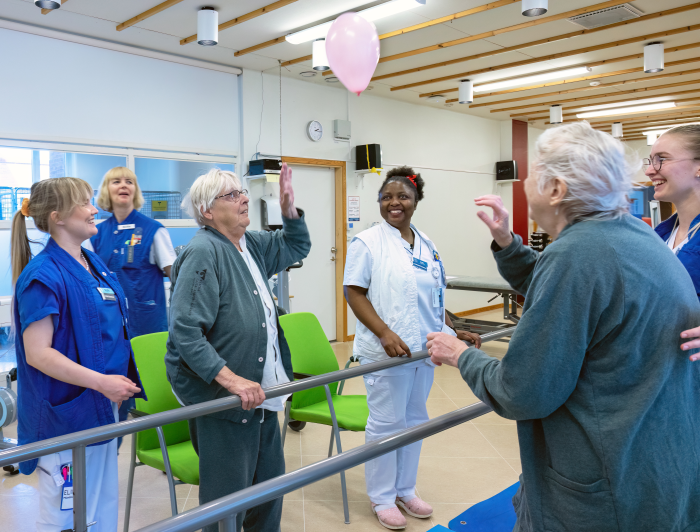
[365,85,375,91]
[589,80,602,86]
[35,0,60,8]
[325,76,340,83]
[427,95,446,103]
[300,71,317,77]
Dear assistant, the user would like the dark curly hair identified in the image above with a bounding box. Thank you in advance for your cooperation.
[378,166,425,203]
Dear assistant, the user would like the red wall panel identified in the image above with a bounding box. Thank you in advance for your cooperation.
[512,120,529,245]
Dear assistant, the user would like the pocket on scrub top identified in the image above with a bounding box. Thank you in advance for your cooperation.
[39,389,99,439]
[542,467,617,532]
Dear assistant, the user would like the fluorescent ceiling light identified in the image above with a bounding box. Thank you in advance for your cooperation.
[642,122,700,135]
[576,102,676,118]
[577,97,672,112]
[475,67,591,93]
[286,0,425,44]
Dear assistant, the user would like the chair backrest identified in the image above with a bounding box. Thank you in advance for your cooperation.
[279,313,340,409]
[131,332,190,452]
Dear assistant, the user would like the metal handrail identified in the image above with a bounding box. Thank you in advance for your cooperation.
[0,325,515,532]
[134,402,493,532]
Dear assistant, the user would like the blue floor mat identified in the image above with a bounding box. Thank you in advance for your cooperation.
[448,482,519,532]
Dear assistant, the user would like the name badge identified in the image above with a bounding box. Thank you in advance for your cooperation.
[60,463,73,511]
[97,287,116,301]
[413,257,428,271]
[432,287,444,308]
[118,224,135,230]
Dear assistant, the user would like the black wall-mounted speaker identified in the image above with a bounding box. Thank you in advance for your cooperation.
[356,144,382,171]
[496,161,518,182]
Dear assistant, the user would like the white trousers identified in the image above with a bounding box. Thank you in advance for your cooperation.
[363,362,434,507]
[36,405,119,532]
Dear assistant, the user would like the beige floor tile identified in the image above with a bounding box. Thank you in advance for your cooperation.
[432,379,479,401]
[281,499,305,532]
[472,424,521,460]
[303,499,435,532]
[284,454,304,501]
[506,458,522,475]
[337,375,368,396]
[298,422,365,456]
[118,460,192,499]
[420,421,500,459]
[281,421,302,456]
[425,397,461,418]
[449,396,484,410]
[118,495,188,531]
[301,455,368,503]
[416,456,520,504]
[470,411,516,425]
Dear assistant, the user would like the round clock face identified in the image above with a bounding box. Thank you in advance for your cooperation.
[307,120,323,142]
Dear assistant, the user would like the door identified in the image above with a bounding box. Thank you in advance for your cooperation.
[288,165,337,340]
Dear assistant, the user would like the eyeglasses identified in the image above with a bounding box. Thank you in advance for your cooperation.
[215,189,249,202]
[643,155,700,171]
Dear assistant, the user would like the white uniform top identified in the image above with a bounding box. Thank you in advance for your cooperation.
[667,225,690,255]
[239,234,291,412]
[345,229,445,351]
[84,227,177,273]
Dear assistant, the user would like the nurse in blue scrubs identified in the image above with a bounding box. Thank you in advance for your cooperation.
[84,167,175,442]
[11,177,145,532]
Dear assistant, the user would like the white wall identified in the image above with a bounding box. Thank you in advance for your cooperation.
[0,28,239,155]
[239,70,506,334]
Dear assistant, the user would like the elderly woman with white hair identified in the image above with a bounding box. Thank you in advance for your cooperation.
[427,122,700,532]
[165,164,310,532]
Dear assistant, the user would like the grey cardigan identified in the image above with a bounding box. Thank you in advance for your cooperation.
[165,213,311,424]
[458,215,700,531]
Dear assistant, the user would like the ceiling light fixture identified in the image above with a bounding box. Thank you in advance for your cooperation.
[576,102,676,119]
[646,132,659,146]
[35,0,60,9]
[197,7,218,46]
[285,0,426,44]
[611,122,623,138]
[325,76,340,83]
[644,42,664,73]
[458,79,473,104]
[428,95,446,103]
[550,105,563,124]
[642,122,700,132]
[522,0,548,17]
[299,71,317,77]
[475,66,591,93]
[577,97,673,112]
[312,39,329,71]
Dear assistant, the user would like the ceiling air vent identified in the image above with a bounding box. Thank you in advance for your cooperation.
[568,3,644,29]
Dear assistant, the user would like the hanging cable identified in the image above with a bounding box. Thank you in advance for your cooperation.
[255,70,265,156]
[279,61,283,157]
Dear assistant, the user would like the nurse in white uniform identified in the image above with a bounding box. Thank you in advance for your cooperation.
[344,167,481,530]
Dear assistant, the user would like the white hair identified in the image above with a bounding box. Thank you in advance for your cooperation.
[182,169,242,226]
[533,121,640,223]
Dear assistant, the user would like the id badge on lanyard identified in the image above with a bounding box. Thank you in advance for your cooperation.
[60,463,73,511]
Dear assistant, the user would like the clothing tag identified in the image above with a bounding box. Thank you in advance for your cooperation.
[432,287,443,308]
[127,246,135,263]
[96,287,116,301]
[60,463,73,511]
[52,472,65,487]
[413,257,428,271]
[118,224,136,230]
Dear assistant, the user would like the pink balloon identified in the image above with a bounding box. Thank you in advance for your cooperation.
[325,13,380,96]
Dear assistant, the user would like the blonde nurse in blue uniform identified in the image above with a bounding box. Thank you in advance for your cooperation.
[11,178,145,532]
[344,167,481,530]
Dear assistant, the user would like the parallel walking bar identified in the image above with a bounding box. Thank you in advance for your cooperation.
[133,402,493,532]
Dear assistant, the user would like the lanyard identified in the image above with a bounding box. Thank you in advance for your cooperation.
[667,217,700,248]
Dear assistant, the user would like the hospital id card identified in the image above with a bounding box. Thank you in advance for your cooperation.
[413,257,428,271]
[97,287,116,301]
[432,287,444,308]
[60,463,73,511]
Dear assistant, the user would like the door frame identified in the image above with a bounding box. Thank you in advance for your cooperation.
[281,156,348,342]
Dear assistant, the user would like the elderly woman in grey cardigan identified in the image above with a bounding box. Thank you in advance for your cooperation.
[428,122,700,532]
[165,164,310,532]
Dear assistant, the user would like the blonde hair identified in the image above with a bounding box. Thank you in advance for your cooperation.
[96,167,144,212]
[11,177,94,286]
[182,169,241,226]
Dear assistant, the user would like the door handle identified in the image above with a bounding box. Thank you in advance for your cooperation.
[331,247,337,253]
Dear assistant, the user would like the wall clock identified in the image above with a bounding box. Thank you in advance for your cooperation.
[307,120,323,142]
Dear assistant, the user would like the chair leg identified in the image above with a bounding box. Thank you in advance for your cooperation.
[155,426,178,517]
[281,401,291,449]
[324,385,350,524]
[328,429,335,458]
[123,433,137,532]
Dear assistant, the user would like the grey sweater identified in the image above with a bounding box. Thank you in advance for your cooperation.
[458,215,700,531]
[165,214,311,424]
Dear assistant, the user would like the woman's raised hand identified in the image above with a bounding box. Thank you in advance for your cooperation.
[379,328,412,358]
[474,195,513,249]
[279,163,299,219]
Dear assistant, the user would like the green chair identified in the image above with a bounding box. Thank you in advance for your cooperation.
[279,313,369,524]
[123,332,199,532]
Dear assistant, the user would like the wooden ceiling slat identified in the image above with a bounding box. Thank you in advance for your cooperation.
[117,0,186,32]
[390,21,700,92]
[594,116,700,130]
[553,107,700,125]
[278,0,520,67]
[180,0,298,46]
[423,57,700,98]
[461,66,700,107]
[546,96,700,121]
[496,82,700,113]
[235,37,287,57]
